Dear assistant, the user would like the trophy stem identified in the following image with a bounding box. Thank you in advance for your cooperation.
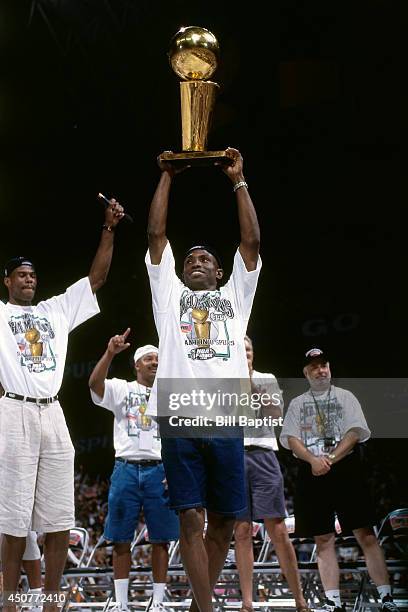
[180,81,219,151]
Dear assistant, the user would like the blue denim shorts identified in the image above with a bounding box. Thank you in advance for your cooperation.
[161,437,246,516]
[104,460,180,543]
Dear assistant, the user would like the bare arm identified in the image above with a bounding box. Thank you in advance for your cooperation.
[147,157,191,265]
[329,429,360,464]
[251,379,282,418]
[260,399,282,418]
[89,328,131,398]
[89,199,125,292]
[222,148,260,271]
[288,435,332,476]
[147,169,172,264]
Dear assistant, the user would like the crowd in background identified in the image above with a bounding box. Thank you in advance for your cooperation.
[72,443,407,570]
[0,451,405,602]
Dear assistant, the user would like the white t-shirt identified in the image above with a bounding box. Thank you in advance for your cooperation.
[244,370,282,450]
[280,384,371,457]
[0,278,99,397]
[145,242,261,415]
[90,379,161,460]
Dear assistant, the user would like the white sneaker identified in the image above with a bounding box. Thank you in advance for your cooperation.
[110,604,131,612]
[322,600,346,612]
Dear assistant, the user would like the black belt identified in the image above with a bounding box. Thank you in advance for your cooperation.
[116,457,162,466]
[5,391,58,405]
[245,445,272,452]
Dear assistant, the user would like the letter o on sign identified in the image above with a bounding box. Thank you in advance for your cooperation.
[333,313,360,333]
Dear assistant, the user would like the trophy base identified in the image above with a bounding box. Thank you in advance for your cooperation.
[159,150,235,167]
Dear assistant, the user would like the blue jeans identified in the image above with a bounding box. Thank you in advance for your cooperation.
[161,437,246,516]
[104,460,179,542]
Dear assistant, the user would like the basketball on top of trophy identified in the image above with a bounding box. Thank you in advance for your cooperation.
[168,26,219,81]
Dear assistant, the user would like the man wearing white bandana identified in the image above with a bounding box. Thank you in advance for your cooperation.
[89,332,179,612]
[280,348,398,612]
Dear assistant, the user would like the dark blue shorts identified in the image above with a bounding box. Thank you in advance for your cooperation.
[104,460,180,543]
[235,448,287,522]
[161,437,246,516]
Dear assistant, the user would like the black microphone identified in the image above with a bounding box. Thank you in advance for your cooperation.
[97,193,134,223]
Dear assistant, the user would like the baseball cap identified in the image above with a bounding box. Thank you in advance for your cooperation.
[4,257,35,277]
[184,244,223,268]
[133,344,158,364]
[304,348,329,366]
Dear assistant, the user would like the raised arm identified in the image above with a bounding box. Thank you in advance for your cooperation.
[147,160,173,264]
[251,378,283,418]
[148,153,192,264]
[88,199,125,292]
[89,328,130,398]
[222,148,260,271]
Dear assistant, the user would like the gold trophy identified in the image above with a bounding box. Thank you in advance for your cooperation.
[159,26,234,167]
[139,404,152,428]
[25,328,43,359]
[192,309,211,346]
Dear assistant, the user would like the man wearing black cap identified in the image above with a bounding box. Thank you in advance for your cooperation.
[0,200,124,612]
[280,349,398,612]
[145,148,261,612]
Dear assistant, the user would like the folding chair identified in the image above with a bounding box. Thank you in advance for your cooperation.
[59,527,91,608]
[77,524,163,611]
[376,508,408,557]
[67,532,115,608]
[67,527,90,568]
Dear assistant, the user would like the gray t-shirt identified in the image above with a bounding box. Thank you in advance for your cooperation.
[280,385,370,457]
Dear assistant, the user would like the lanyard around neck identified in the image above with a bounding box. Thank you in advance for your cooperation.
[310,385,332,436]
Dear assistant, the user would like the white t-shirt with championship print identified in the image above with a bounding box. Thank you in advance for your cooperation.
[280,384,371,457]
[244,370,282,450]
[90,379,161,460]
[0,277,99,397]
[145,242,262,415]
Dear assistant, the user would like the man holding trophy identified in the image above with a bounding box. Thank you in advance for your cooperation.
[144,29,261,612]
[146,142,260,612]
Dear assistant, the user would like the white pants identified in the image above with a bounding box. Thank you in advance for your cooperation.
[0,397,75,537]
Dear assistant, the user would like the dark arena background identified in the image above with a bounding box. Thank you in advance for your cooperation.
[0,2,407,603]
